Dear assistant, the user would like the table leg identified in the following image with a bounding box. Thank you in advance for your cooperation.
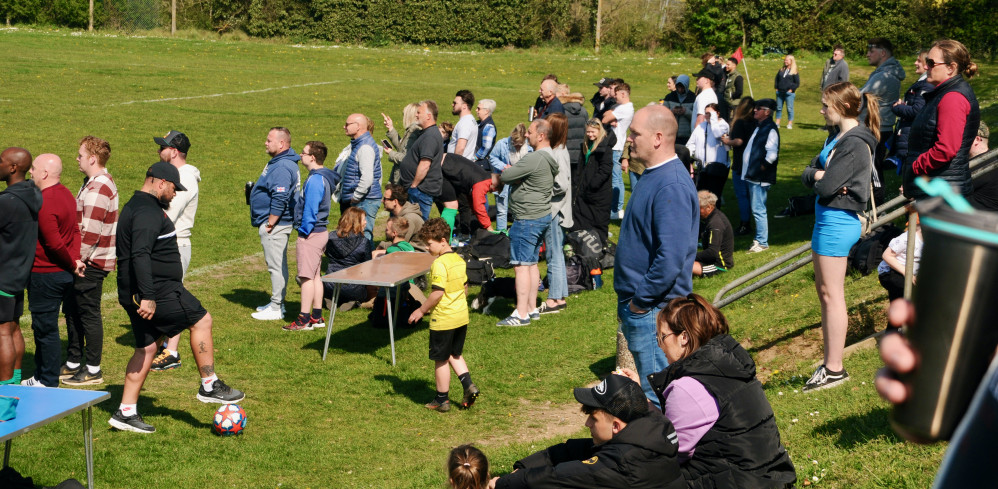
[322,284,342,361]
[83,406,95,488]
[3,439,10,469]
[386,285,397,366]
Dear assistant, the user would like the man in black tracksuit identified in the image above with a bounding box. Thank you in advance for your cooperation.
[109,161,245,434]
[492,375,685,489]
[694,190,734,277]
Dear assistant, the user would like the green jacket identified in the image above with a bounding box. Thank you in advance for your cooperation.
[501,147,558,221]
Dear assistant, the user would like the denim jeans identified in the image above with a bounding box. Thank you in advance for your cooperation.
[732,171,751,223]
[407,186,434,222]
[776,91,795,122]
[747,181,770,247]
[618,301,667,407]
[354,198,382,244]
[64,266,108,368]
[494,185,510,231]
[509,214,552,265]
[611,149,625,215]
[544,222,567,301]
[28,271,74,386]
[260,223,292,305]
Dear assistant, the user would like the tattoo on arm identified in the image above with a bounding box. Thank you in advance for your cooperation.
[199,364,215,376]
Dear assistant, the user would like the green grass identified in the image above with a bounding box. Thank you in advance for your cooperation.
[2,26,995,488]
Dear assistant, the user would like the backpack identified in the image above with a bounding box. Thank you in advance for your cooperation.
[848,223,902,275]
[464,257,496,285]
[566,229,603,261]
[600,241,616,270]
[566,255,596,294]
[467,229,512,268]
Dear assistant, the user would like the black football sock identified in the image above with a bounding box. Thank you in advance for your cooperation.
[435,391,449,403]
[459,372,473,391]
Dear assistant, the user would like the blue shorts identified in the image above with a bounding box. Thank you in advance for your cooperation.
[509,214,552,265]
[811,201,861,257]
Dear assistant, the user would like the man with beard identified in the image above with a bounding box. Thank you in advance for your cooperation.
[110,162,244,433]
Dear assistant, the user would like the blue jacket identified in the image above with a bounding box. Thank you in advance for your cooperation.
[250,148,301,226]
[891,76,933,159]
[614,157,698,310]
[489,137,533,173]
[339,132,382,203]
[295,167,340,236]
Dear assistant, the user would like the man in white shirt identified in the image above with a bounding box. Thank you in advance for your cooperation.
[692,70,719,134]
[150,130,201,371]
[448,90,479,160]
[602,82,634,220]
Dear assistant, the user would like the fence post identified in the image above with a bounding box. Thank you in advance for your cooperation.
[171,0,176,34]
[88,0,93,31]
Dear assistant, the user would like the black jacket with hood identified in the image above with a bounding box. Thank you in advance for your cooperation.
[649,335,797,489]
[495,412,686,489]
[0,180,43,295]
[801,124,878,212]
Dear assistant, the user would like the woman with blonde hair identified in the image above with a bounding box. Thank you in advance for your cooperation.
[322,207,372,309]
[774,54,800,128]
[570,118,613,244]
[902,39,981,199]
[382,102,422,183]
[800,81,880,391]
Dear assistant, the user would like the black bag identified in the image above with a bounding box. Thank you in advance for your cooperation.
[464,257,496,284]
[467,229,512,268]
[783,195,816,217]
[566,229,603,261]
[848,223,902,275]
[599,241,616,270]
[368,288,421,329]
[566,255,596,294]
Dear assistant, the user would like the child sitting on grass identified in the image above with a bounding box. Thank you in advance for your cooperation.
[408,218,480,412]
[372,216,414,259]
[447,444,489,489]
[877,210,922,331]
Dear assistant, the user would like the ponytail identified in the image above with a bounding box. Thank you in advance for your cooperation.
[863,93,881,141]
[448,445,489,489]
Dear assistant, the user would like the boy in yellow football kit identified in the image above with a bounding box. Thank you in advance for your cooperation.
[408,218,479,412]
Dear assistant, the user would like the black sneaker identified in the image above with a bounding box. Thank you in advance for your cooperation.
[802,365,850,392]
[150,350,181,371]
[425,399,451,412]
[459,384,480,410]
[197,379,246,404]
[62,368,103,386]
[109,410,155,433]
[59,364,81,380]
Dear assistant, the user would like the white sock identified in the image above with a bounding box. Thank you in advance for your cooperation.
[201,374,219,391]
[119,403,137,415]
[66,361,80,369]
[87,364,100,374]
[165,349,178,357]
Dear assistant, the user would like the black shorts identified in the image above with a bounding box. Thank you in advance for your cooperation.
[122,288,208,348]
[428,325,467,361]
[0,292,24,323]
[434,178,458,204]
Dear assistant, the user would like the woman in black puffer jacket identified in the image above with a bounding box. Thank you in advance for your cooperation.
[571,118,615,245]
[889,50,933,166]
[323,207,372,306]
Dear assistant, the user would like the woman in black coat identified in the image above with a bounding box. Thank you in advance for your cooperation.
[889,50,933,166]
[571,118,615,245]
[323,207,372,306]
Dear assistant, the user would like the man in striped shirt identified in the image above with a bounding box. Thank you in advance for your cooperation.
[62,135,118,386]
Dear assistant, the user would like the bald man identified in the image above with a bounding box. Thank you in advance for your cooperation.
[0,147,43,385]
[341,113,383,243]
[614,106,699,406]
[22,154,82,387]
[536,79,565,119]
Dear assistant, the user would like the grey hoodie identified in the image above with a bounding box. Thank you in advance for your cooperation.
[861,56,906,132]
[801,124,879,212]
[501,147,559,221]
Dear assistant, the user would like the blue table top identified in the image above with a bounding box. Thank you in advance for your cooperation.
[0,385,110,442]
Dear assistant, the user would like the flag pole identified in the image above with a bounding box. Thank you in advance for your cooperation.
[742,47,754,98]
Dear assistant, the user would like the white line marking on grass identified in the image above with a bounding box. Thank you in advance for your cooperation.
[108,81,344,106]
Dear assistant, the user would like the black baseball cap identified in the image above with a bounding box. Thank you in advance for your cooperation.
[756,98,778,111]
[593,77,615,88]
[154,130,191,154]
[146,161,187,191]
[573,375,649,423]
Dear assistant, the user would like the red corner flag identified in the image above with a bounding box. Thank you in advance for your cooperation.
[731,47,744,63]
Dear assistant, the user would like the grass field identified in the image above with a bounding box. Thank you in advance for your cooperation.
[2,26,996,488]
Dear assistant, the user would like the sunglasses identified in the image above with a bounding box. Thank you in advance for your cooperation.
[925,58,950,69]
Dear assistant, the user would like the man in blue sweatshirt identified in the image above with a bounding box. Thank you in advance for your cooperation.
[285,141,339,331]
[614,106,698,406]
[249,127,301,321]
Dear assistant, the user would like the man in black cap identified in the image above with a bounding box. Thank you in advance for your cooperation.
[740,98,780,254]
[110,161,244,434]
[150,130,201,371]
[489,375,685,489]
[591,77,617,121]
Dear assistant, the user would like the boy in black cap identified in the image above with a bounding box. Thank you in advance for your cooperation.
[489,375,684,489]
[110,162,244,434]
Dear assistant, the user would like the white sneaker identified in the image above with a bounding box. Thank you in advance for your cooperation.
[255,303,286,313]
[251,305,285,321]
[21,377,47,387]
[747,242,769,253]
